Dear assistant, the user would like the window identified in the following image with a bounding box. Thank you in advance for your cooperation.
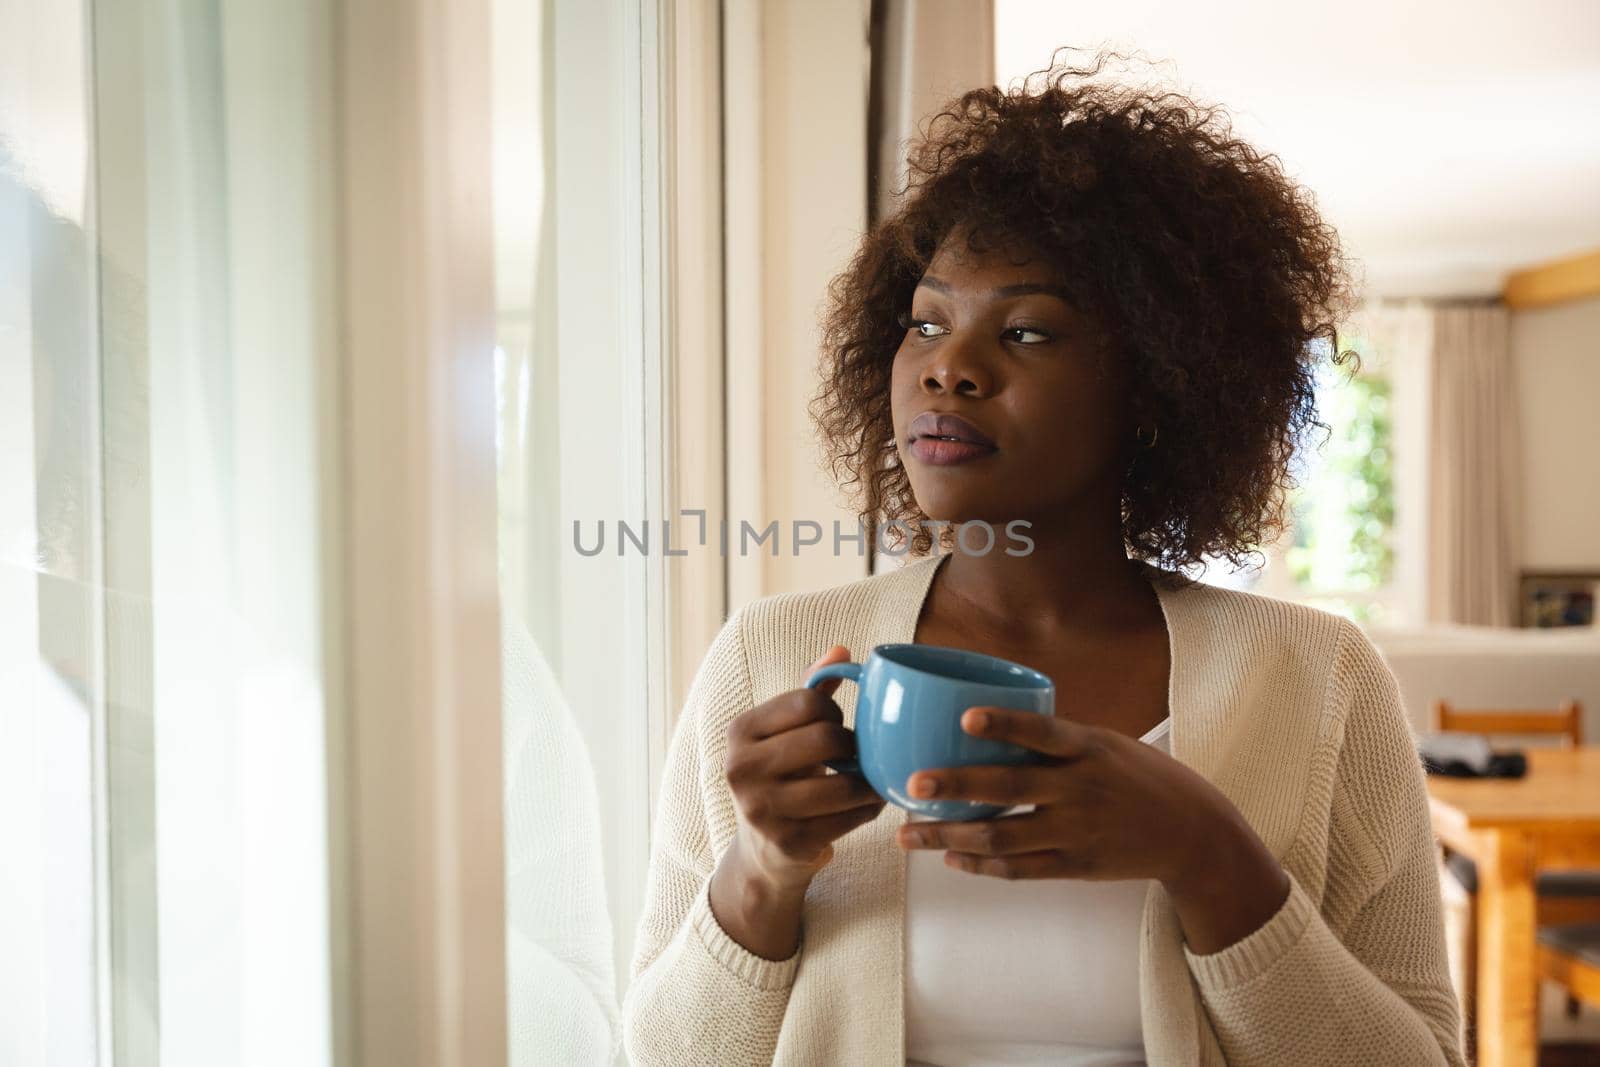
[1197,302,1432,627]
[1282,334,1398,624]
[491,1,671,1063]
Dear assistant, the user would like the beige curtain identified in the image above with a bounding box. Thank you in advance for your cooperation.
[1426,303,1522,625]
[869,0,996,227]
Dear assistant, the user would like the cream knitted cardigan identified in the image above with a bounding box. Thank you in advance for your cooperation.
[622,554,1465,1066]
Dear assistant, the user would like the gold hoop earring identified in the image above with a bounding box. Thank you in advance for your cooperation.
[1135,424,1159,449]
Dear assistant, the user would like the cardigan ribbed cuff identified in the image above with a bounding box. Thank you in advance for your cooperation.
[686,877,802,992]
[1182,871,1317,991]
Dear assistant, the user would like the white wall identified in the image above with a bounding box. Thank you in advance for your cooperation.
[992,1,1600,301]
[1511,294,1600,570]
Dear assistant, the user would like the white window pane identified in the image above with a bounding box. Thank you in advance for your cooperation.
[492,2,662,1063]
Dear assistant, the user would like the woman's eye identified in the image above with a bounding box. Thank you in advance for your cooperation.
[898,312,948,339]
[895,312,1050,344]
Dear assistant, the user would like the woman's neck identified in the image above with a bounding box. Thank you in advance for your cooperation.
[926,531,1156,643]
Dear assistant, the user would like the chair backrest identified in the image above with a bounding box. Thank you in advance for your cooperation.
[1432,698,1584,748]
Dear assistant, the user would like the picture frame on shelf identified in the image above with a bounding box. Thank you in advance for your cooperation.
[1519,570,1600,628]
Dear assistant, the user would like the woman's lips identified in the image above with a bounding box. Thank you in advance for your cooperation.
[906,410,998,466]
[908,410,996,446]
[907,436,997,466]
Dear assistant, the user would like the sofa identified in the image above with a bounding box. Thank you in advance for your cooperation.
[1365,622,1600,740]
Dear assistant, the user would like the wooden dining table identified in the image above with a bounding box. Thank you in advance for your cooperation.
[1427,747,1600,1067]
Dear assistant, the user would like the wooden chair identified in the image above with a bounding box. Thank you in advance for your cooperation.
[1430,700,1597,1049]
[1433,699,1584,749]
[1539,924,1600,1010]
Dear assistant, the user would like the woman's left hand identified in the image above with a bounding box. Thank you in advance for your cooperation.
[895,706,1291,953]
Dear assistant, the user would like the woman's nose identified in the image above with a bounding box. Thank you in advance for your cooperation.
[921,339,994,397]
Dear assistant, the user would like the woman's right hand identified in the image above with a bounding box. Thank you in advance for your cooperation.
[722,645,887,895]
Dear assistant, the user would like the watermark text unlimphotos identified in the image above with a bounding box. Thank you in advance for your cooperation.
[571,510,1035,558]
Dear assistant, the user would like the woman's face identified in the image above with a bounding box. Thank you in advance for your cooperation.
[889,233,1133,534]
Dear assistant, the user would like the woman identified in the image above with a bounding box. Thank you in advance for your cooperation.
[622,50,1463,1066]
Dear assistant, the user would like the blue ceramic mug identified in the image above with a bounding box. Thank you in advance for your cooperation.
[804,643,1055,821]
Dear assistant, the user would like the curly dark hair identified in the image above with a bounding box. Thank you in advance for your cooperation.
[812,47,1361,576]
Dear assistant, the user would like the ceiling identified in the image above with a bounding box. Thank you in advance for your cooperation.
[994,0,1600,299]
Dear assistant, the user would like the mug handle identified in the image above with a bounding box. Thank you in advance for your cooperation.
[804,661,863,775]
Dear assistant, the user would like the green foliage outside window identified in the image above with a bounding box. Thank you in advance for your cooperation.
[1283,334,1396,624]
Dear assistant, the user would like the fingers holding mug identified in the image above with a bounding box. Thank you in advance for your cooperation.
[803,644,852,697]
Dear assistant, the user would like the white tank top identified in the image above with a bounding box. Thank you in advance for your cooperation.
[905,716,1172,1067]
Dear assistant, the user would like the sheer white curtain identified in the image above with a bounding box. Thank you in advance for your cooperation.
[148,5,340,1061]
[108,2,340,1062]
[0,5,101,1062]
[2,1,341,1064]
